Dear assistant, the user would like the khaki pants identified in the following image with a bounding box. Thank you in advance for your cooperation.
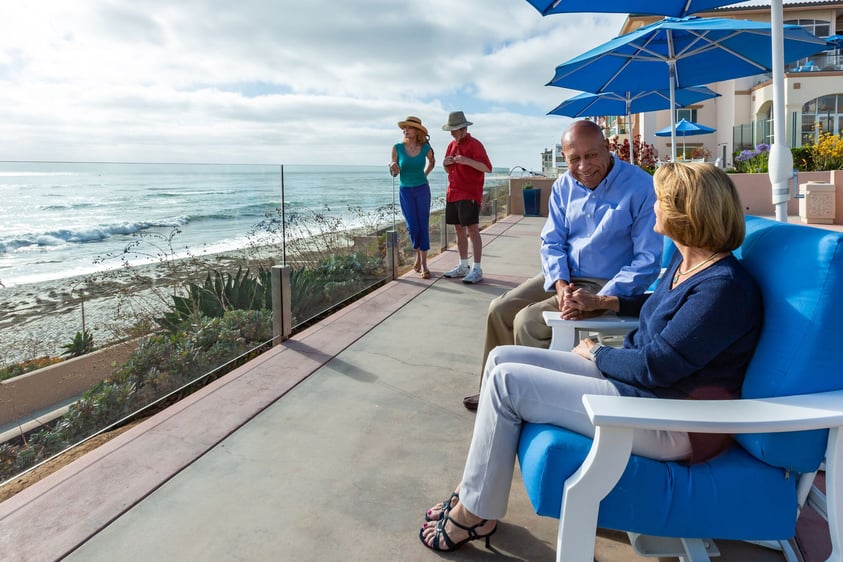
[479,273,606,390]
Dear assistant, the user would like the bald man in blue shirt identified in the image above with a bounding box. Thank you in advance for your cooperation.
[463,120,662,411]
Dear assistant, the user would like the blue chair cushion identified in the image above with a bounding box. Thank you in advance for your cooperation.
[518,422,799,539]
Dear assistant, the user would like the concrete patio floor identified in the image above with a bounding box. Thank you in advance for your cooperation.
[0,215,832,561]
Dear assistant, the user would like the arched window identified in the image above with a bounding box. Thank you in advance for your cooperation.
[801,94,843,145]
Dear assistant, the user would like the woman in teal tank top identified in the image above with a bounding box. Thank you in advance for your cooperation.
[389,116,436,278]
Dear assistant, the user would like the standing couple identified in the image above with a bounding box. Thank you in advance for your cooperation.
[389,111,492,283]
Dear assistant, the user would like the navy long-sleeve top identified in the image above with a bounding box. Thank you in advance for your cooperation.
[595,252,763,400]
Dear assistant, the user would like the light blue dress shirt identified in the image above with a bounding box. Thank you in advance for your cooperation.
[540,155,662,296]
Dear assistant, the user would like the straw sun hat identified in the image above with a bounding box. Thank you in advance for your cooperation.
[398,116,428,136]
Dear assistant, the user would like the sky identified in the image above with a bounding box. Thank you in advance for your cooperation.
[0,1,628,170]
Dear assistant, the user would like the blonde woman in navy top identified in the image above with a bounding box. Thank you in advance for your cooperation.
[389,116,435,278]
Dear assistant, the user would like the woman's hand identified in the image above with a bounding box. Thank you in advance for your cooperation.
[388,162,399,177]
[572,337,596,360]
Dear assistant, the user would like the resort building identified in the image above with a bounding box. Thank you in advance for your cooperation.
[611,0,843,167]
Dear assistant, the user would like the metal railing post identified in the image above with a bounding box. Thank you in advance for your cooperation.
[271,264,292,344]
[386,230,399,280]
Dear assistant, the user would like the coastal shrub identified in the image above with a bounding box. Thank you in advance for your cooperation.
[157,266,272,333]
[0,357,63,382]
[60,330,94,358]
[0,309,273,481]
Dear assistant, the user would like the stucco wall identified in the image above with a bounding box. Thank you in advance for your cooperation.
[0,339,138,427]
[731,170,842,224]
[509,177,555,217]
[509,171,842,225]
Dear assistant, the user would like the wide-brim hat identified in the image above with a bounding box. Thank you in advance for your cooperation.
[398,116,428,136]
[442,111,473,131]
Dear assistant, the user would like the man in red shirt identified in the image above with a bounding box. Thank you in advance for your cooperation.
[441,111,492,284]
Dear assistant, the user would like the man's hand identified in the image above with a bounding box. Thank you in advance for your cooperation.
[561,284,620,319]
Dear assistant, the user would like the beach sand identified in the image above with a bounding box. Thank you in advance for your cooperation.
[0,220,408,368]
[0,248,283,368]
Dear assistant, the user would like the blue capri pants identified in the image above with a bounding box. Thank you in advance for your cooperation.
[399,183,431,251]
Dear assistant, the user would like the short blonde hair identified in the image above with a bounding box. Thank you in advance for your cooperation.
[654,162,745,250]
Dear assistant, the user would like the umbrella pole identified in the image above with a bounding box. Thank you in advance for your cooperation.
[769,0,793,223]
[625,94,635,166]
[669,61,677,162]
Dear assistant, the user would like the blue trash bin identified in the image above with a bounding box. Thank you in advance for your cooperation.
[522,187,541,217]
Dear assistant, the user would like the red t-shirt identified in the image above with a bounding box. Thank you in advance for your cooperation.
[444,134,491,204]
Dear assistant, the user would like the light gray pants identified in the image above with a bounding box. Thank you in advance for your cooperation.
[459,345,692,520]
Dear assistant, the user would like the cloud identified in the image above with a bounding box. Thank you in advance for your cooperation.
[0,1,626,168]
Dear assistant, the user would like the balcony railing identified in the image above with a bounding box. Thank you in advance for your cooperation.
[0,161,509,486]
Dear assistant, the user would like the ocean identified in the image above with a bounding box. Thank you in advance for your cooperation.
[0,162,509,287]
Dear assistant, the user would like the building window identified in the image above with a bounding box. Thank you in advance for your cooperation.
[785,19,836,71]
[801,94,843,145]
[676,108,698,123]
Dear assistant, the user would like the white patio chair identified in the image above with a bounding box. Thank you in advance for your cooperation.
[519,216,843,562]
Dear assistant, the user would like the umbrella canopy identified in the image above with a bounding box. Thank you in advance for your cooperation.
[827,34,843,48]
[549,86,719,164]
[654,118,716,136]
[548,16,826,161]
[549,86,719,118]
[654,118,716,157]
[525,0,738,17]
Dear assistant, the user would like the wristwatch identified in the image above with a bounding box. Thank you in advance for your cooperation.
[588,343,605,361]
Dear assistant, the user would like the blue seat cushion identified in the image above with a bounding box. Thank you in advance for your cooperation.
[518,422,799,539]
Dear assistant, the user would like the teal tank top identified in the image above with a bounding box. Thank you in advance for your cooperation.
[395,143,431,187]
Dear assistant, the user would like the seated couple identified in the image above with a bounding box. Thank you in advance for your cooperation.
[419,161,763,552]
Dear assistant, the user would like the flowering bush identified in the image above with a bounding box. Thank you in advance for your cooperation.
[608,134,658,170]
[690,146,712,160]
[733,143,770,173]
[813,132,843,171]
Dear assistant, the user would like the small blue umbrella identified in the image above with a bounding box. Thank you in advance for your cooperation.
[654,118,716,157]
[548,16,826,161]
[549,86,719,164]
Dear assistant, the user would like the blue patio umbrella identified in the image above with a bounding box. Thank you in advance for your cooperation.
[525,0,738,17]
[547,16,826,162]
[549,86,719,164]
[522,0,828,220]
[654,118,716,157]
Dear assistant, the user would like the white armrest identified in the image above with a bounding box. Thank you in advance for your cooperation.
[557,390,843,562]
[542,310,638,351]
[582,390,843,433]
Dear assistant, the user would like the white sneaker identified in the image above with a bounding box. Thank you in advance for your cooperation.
[462,267,483,284]
[443,264,470,278]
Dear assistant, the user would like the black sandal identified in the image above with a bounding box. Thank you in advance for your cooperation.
[424,491,458,522]
[419,512,497,552]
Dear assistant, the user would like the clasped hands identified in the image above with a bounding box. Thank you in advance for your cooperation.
[558,283,604,321]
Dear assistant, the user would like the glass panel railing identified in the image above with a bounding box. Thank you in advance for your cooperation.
[0,161,512,487]
[0,161,285,484]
